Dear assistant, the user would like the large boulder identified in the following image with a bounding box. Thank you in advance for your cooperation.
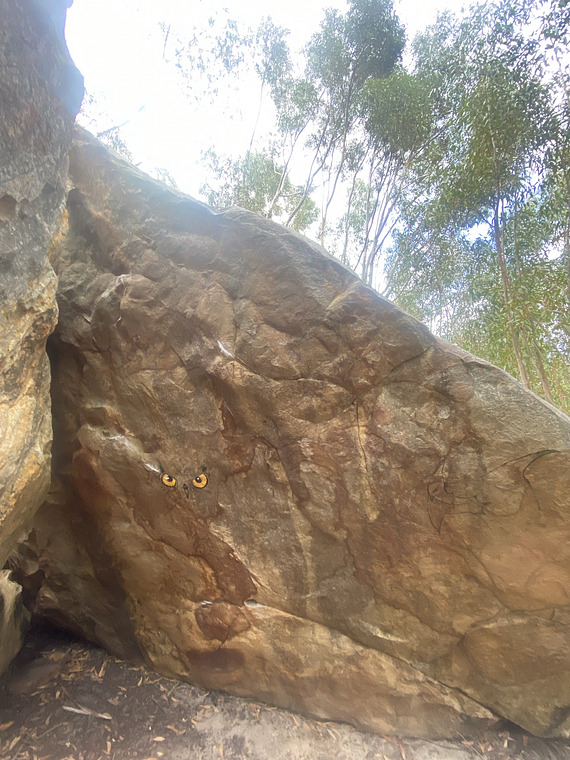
[15,127,570,738]
[0,0,82,669]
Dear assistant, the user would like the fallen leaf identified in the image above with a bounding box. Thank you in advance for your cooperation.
[0,721,14,731]
[8,736,20,750]
[152,737,165,742]
[107,696,120,705]
[166,725,186,736]
[62,704,112,720]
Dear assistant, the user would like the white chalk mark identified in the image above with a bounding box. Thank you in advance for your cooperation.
[217,339,235,358]
[108,434,142,456]
[105,433,161,475]
[359,621,409,643]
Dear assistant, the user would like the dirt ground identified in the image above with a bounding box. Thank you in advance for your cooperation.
[1,625,569,760]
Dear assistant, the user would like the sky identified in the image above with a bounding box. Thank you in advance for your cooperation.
[65,0,467,199]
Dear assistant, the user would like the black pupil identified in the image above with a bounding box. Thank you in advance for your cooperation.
[165,475,173,482]
[195,476,202,483]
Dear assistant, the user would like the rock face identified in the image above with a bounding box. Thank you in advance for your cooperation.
[0,0,82,668]
[0,570,29,675]
[14,127,570,738]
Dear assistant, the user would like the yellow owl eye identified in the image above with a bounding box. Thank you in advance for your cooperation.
[192,473,208,489]
[161,472,177,487]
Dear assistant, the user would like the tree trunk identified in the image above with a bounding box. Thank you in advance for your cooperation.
[493,202,531,387]
[319,77,357,247]
[286,114,332,228]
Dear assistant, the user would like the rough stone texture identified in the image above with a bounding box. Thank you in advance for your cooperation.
[0,570,29,675]
[15,127,570,738]
[0,0,82,671]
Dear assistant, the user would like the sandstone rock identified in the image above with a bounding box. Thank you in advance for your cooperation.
[16,127,570,737]
[0,570,29,675]
[0,0,82,670]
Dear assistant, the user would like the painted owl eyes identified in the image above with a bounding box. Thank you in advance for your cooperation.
[192,474,208,489]
[159,470,208,490]
[160,472,177,487]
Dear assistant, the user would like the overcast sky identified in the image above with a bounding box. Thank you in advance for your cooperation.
[65,0,467,198]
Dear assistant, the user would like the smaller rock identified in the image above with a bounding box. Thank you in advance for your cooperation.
[0,571,30,675]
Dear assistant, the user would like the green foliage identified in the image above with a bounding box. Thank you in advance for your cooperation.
[253,18,291,86]
[411,2,552,223]
[274,79,320,135]
[540,0,570,43]
[385,0,570,410]
[361,69,432,157]
[345,0,406,83]
[388,199,570,410]
[293,0,406,243]
[306,0,405,91]
[200,149,318,232]
[332,67,435,285]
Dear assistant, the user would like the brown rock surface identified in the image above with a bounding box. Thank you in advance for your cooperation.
[15,127,570,738]
[0,570,29,675]
[0,0,82,668]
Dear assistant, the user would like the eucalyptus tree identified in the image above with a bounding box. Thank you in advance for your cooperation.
[342,68,433,285]
[387,0,569,407]
[539,0,570,302]
[171,0,408,264]
[546,104,570,304]
[297,0,406,243]
[200,148,318,232]
[387,197,570,409]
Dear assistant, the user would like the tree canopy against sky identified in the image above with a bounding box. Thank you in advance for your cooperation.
[72,0,569,412]
[386,0,569,410]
